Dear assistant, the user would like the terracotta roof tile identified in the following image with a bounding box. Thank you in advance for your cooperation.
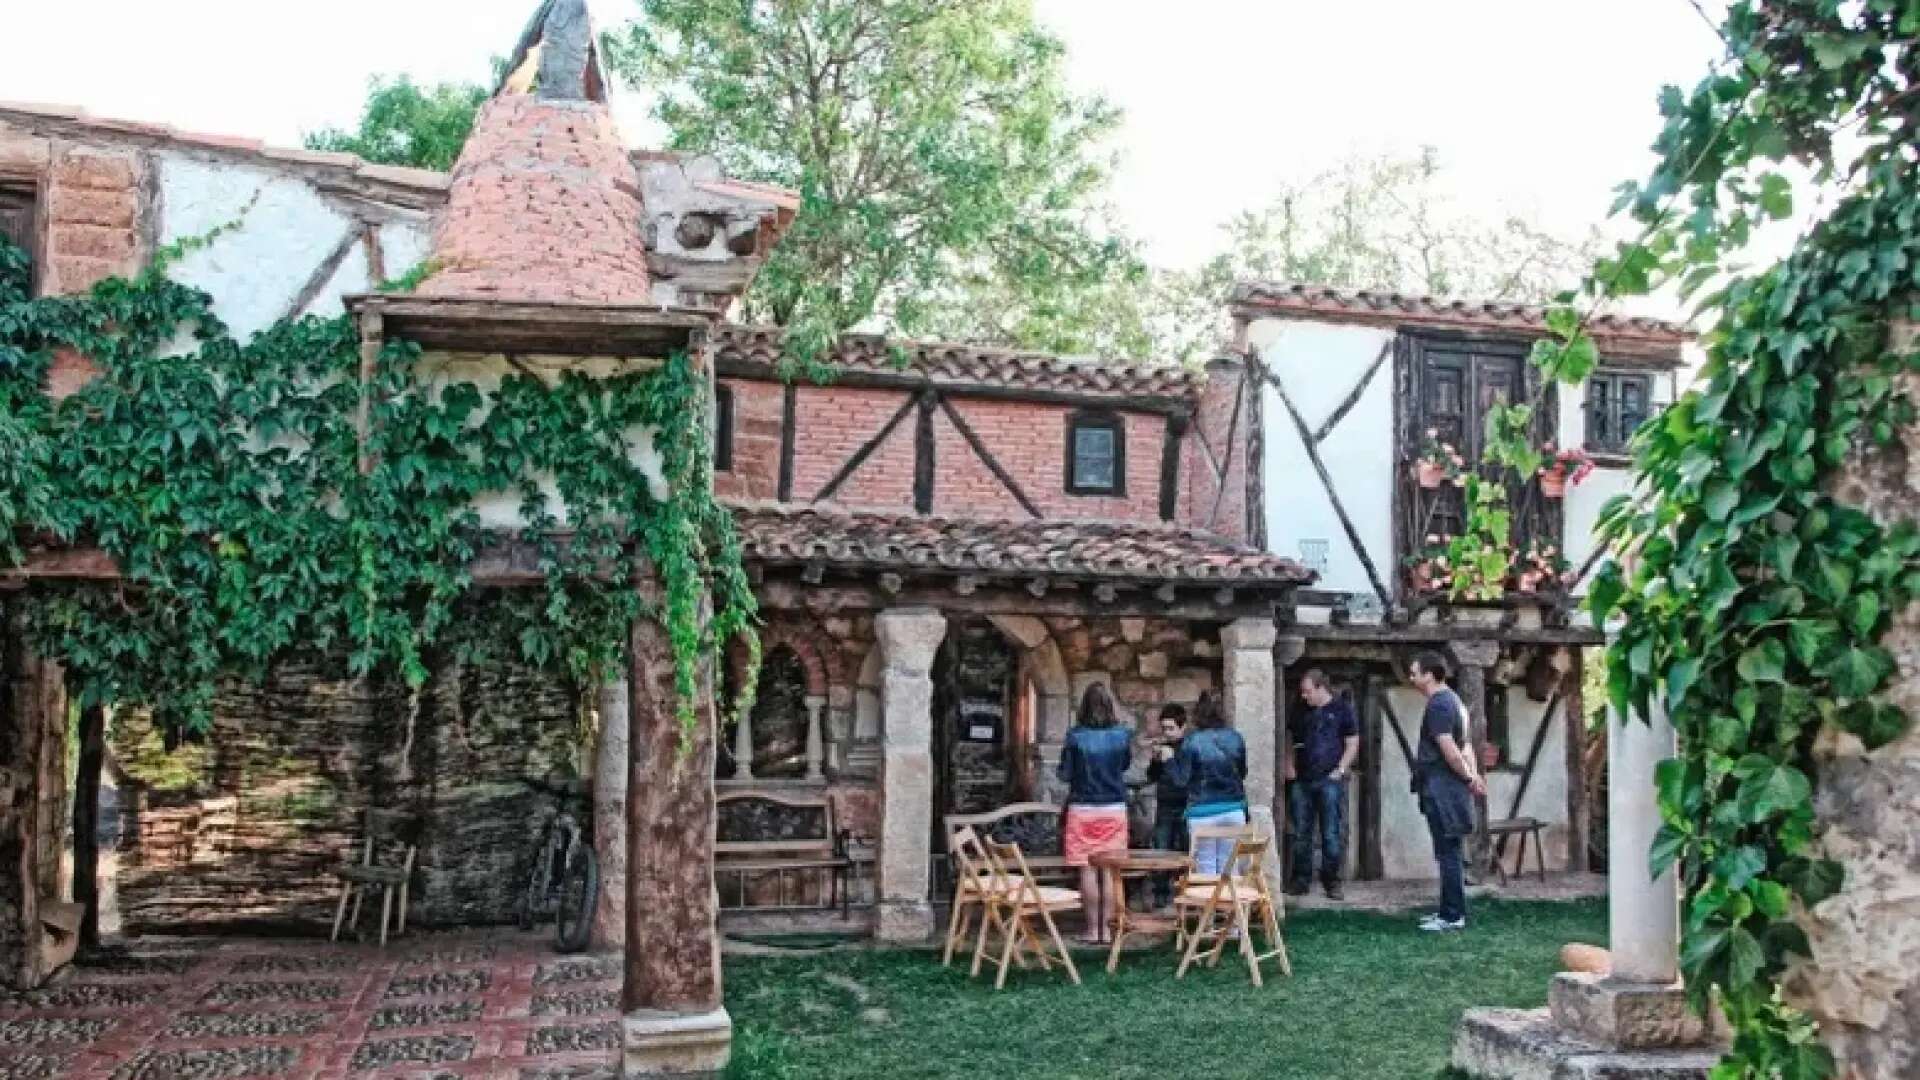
[1230,281,1691,358]
[731,505,1313,588]
[713,326,1205,401]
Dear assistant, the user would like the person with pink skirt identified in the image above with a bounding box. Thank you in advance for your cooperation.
[1057,683,1133,946]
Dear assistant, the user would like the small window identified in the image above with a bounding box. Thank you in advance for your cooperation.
[1065,411,1125,496]
[713,382,734,471]
[1586,371,1653,456]
[0,180,38,286]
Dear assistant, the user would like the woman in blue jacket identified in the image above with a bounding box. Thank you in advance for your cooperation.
[1168,691,1248,877]
[1057,683,1133,945]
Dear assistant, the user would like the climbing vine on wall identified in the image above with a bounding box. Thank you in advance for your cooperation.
[0,233,755,743]
[1533,3,1920,1076]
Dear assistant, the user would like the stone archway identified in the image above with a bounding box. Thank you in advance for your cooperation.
[984,616,1072,801]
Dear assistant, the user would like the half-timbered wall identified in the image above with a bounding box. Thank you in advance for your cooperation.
[713,377,1172,523]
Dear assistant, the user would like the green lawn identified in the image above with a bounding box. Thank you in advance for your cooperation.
[723,898,1603,1080]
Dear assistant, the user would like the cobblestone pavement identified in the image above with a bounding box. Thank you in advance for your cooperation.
[0,931,621,1079]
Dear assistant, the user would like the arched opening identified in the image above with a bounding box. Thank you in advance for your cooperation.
[930,619,1024,826]
[718,644,815,780]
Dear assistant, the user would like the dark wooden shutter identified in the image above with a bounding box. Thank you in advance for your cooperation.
[0,181,35,256]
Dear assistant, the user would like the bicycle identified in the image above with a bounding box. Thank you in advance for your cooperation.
[519,774,599,954]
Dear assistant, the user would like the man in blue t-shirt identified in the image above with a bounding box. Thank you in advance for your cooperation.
[1408,649,1487,932]
[1285,669,1359,899]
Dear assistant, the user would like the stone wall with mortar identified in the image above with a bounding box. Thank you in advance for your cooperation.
[1781,360,1920,1080]
[106,657,584,934]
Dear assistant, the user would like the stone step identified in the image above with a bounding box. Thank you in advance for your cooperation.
[1452,1007,1722,1080]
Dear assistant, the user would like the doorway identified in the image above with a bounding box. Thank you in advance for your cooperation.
[930,619,1027,836]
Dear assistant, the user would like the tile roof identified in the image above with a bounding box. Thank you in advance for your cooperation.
[1230,281,1691,358]
[712,326,1206,402]
[730,505,1314,588]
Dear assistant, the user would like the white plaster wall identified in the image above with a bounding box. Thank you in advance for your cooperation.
[1376,685,1573,879]
[1254,319,1397,597]
[413,352,670,528]
[156,151,431,340]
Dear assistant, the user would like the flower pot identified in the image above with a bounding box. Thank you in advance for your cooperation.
[1478,742,1502,770]
[1539,469,1567,499]
[1409,564,1433,593]
[1415,461,1447,488]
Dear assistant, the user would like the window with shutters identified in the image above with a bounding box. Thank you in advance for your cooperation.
[1396,334,1563,596]
[0,180,38,286]
[1065,410,1124,496]
[1584,370,1652,457]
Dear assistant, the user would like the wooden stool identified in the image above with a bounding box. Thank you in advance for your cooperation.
[1487,817,1549,885]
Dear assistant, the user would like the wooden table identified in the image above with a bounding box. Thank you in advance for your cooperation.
[1090,848,1190,973]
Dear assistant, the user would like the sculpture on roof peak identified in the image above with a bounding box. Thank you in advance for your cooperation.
[498,0,609,104]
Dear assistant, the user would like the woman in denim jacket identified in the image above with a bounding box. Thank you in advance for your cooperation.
[1057,683,1133,945]
[1167,692,1248,877]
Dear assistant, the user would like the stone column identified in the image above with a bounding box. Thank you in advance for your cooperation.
[1608,698,1678,984]
[591,677,628,951]
[731,702,754,781]
[874,607,945,943]
[1222,618,1281,892]
[622,612,729,1077]
[803,695,826,781]
[1447,640,1500,873]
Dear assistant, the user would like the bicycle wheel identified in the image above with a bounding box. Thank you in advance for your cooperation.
[520,831,553,932]
[554,839,599,953]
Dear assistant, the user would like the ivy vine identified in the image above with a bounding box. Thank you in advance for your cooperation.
[1533,3,1920,1076]
[0,231,755,744]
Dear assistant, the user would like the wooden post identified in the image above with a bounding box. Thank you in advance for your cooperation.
[72,703,105,947]
[621,606,731,1075]
[1448,640,1500,875]
[1564,649,1589,873]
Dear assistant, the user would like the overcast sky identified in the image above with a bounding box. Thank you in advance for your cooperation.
[5,0,1723,272]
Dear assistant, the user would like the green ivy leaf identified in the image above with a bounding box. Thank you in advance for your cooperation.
[1737,639,1786,683]
[1736,761,1812,823]
[1716,845,1768,890]
[1788,619,1838,668]
[1650,822,1691,878]
[1826,646,1895,698]
[1725,925,1766,988]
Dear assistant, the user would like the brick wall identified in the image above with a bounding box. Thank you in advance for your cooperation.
[1,119,149,399]
[1180,359,1253,542]
[720,375,1172,523]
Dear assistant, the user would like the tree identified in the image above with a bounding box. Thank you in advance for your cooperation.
[1151,147,1602,362]
[304,76,488,172]
[606,0,1150,362]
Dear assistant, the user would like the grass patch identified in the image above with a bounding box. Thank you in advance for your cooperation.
[724,898,1602,1080]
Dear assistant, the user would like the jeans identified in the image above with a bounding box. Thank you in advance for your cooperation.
[1427,811,1467,922]
[1151,811,1189,903]
[1187,808,1248,878]
[1288,777,1346,885]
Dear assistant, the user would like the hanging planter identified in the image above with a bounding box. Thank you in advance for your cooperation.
[1538,466,1568,499]
[1415,460,1448,488]
[1414,429,1464,490]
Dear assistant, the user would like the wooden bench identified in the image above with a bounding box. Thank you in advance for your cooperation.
[1488,816,1549,885]
[942,802,1071,890]
[715,790,855,917]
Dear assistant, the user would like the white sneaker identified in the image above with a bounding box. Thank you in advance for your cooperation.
[1420,916,1466,932]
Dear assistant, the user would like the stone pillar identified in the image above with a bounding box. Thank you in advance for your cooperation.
[803,695,825,781]
[1608,699,1678,984]
[591,677,628,951]
[874,607,945,943]
[1447,640,1500,873]
[1222,619,1280,891]
[731,702,754,780]
[622,613,729,1077]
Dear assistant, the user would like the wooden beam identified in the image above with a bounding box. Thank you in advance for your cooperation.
[1158,412,1186,521]
[1377,692,1418,774]
[712,358,1197,417]
[813,392,918,503]
[1204,369,1247,531]
[1564,649,1590,873]
[913,390,936,515]
[1496,689,1563,863]
[1311,339,1391,445]
[753,579,1276,622]
[1259,361,1396,612]
[776,382,797,502]
[280,227,363,324]
[938,395,1042,520]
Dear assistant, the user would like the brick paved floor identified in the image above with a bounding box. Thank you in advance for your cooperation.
[0,931,622,1080]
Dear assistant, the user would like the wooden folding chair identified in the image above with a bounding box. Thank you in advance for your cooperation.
[1174,824,1256,952]
[942,825,1022,968]
[974,838,1082,989]
[1173,833,1290,986]
[330,809,418,946]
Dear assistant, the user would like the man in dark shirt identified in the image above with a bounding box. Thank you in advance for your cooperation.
[1144,704,1188,905]
[1285,670,1359,898]
[1408,650,1487,932]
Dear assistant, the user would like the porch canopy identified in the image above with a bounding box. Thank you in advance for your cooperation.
[730,503,1313,941]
